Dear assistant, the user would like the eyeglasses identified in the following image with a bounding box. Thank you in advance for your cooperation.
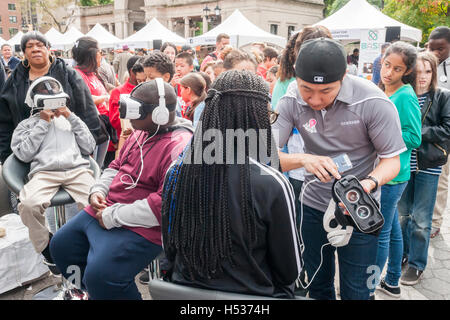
[269,110,279,125]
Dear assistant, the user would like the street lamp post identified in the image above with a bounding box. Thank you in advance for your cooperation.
[203,5,211,17]
[203,3,221,33]
[214,5,221,17]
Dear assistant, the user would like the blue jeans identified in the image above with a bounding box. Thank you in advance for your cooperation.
[49,211,162,300]
[301,204,378,300]
[373,182,407,289]
[398,172,439,271]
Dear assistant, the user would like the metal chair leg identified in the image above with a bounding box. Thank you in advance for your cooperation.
[55,205,66,231]
[148,258,161,280]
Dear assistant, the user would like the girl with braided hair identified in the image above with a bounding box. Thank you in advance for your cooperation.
[161,70,302,298]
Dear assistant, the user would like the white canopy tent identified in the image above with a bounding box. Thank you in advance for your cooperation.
[189,9,286,49]
[54,26,85,50]
[0,37,5,46]
[86,23,121,48]
[118,18,186,49]
[6,31,24,48]
[45,27,65,50]
[311,0,422,43]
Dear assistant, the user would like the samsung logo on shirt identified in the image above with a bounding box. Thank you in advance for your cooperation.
[341,120,360,126]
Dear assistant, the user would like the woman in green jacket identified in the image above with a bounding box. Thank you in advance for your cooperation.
[372,41,422,299]
[398,51,450,287]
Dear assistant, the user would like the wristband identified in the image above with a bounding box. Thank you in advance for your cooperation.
[364,175,378,192]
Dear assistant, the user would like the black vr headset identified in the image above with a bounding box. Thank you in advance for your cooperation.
[118,78,176,125]
[331,175,384,236]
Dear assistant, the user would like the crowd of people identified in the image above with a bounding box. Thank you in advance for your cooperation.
[0,24,449,300]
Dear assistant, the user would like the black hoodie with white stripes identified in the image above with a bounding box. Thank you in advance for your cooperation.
[166,159,303,299]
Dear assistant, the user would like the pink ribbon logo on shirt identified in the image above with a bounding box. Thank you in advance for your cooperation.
[303,118,318,133]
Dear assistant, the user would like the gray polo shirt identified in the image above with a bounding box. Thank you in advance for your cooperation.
[272,75,406,212]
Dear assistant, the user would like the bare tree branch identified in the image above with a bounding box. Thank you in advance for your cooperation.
[36,0,76,33]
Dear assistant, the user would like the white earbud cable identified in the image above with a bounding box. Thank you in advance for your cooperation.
[120,125,160,189]
[298,177,332,290]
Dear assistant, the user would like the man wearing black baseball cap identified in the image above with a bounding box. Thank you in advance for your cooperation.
[273,38,406,300]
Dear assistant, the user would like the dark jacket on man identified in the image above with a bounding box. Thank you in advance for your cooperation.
[417,88,450,169]
[0,61,5,92]
[2,56,20,72]
[0,57,101,163]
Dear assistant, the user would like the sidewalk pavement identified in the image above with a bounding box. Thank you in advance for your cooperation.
[1,203,450,300]
[0,271,151,300]
[376,209,450,300]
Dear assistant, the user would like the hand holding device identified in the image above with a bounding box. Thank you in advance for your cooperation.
[304,153,352,182]
[332,175,384,235]
[359,177,378,193]
[303,154,341,182]
[42,97,70,110]
[54,106,71,119]
[40,109,55,122]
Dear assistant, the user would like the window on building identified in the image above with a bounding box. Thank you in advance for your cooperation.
[288,26,296,38]
[8,3,16,11]
[9,16,17,23]
[0,28,3,35]
[9,28,18,37]
[270,24,278,35]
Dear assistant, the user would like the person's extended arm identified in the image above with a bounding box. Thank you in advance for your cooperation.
[360,155,400,192]
[278,151,400,193]
[279,151,340,182]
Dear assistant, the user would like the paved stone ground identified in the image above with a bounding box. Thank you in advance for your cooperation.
[1,201,450,300]
[376,213,450,300]
[0,270,151,300]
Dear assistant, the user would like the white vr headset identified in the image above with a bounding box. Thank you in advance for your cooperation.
[119,78,174,126]
[25,76,70,111]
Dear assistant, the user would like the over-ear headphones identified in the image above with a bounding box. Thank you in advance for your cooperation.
[119,78,174,124]
[152,78,169,126]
